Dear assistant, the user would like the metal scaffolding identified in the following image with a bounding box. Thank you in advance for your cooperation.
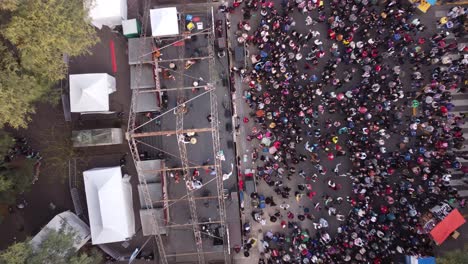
[127,1,168,264]
[127,2,230,264]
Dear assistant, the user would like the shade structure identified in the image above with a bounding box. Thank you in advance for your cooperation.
[122,19,141,38]
[405,256,436,264]
[30,211,90,251]
[72,128,124,147]
[430,208,465,245]
[70,74,116,113]
[83,167,135,245]
[150,7,179,37]
[85,0,127,29]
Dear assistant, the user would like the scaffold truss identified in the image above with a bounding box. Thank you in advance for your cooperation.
[127,3,230,264]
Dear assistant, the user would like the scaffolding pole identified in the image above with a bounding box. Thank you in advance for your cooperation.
[127,4,229,264]
[127,0,168,263]
[132,127,213,138]
[208,6,231,264]
[175,3,204,262]
[142,164,215,173]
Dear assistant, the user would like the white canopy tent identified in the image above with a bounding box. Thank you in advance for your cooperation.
[85,0,127,29]
[70,73,116,113]
[83,167,135,245]
[30,211,90,251]
[150,7,179,37]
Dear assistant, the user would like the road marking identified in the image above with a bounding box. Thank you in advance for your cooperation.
[110,40,117,73]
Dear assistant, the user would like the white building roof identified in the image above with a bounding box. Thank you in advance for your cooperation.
[86,0,127,29]
[83,167,135,245]
[150,7,179,37]
[69,73,116,113]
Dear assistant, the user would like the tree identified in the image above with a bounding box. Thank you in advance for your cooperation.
[0,130,13,158]
[0,158,35,204]
[2,0,98,82]
[0,228,102,264]
[438,245,468,264]
[0,0,19,11]
[0,175,13,193]
[0,241,32,264]
[28,228,75,264]
[39,122,82,183]
[69,249,102,264]
[0,44,50,128]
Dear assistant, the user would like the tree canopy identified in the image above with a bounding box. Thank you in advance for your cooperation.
[437,245,468,264]
[0,241,31,264]
[0,158,36,204]
[0,228,102,264]
[0,0,98,128]
[0,0,19,11]
[0,44,48,128]
[2,0,98,82]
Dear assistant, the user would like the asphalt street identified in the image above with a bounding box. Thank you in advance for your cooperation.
[226,1,468,263]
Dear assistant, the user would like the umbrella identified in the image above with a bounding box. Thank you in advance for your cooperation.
[269,146,277,154]
[256,109,265,117]
[439,17,448,25]
[261,137,272,146]
[358,106,368,113]
[319,218,329,227]
[446,21,454,29]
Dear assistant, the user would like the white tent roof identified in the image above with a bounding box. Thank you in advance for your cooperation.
[150,7,179,37]
[70,73,116,113]
[83,167,135,245]
[86,0,127,29]
[30,211,90,251]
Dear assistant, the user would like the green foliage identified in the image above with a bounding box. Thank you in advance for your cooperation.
[0,228,102,264]
[2,0,98,82]
[438,245,468,264]
[0,0,99,128]
[0,0,19,11]
[0,130,13,158]
[0,175,13,193]
[0,241,32,264]
[40,122,83,183]
[0,159,35,204]
[28,228,75,264]
[69,249,103,264]
[0,44,50,128]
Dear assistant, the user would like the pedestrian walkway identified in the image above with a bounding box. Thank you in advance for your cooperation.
[448,88,468,197]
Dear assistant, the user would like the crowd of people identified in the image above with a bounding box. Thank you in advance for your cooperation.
[223,0,467,263]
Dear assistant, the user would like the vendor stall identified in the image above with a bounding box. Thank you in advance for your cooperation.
[69,73,116,113]
[430,208,466,245]
[83,167,135,245]
[85,0,127,29]
[150,7,179,37]
[72,128,123,147]
[122,19,141,38]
